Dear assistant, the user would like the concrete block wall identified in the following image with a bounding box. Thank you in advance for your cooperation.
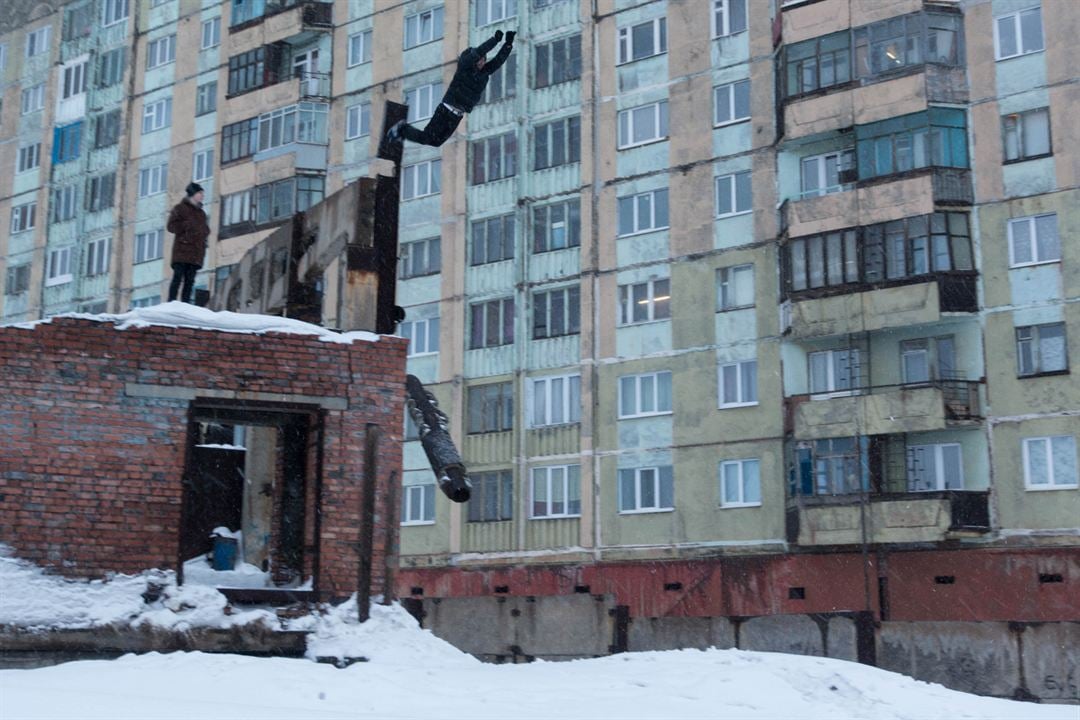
[0,316,406,600]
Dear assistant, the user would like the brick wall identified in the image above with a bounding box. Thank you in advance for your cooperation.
[0,316,406,601]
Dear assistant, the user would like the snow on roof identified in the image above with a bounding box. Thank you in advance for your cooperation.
[4,301,382,345]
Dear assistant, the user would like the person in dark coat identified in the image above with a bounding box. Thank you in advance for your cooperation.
[166,182,210,304]
[387,30,515,147]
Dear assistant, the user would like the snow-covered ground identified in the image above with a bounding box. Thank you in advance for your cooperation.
[0,548,1073,720]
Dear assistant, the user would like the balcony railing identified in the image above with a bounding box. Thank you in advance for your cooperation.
[230,0,332,32]
[295,70,330,100]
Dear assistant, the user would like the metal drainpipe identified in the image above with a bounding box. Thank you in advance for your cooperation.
[113,4,141,312]
[589,0,602,563]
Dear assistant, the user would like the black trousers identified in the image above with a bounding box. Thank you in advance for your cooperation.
[168,262,199,303]
[401,104,463,147]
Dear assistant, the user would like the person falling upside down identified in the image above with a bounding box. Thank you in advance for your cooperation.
[387,30,515,147]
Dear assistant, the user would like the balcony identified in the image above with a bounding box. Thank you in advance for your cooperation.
[229,0,331,34]
[786,380,982,440]
[785,490,990,546]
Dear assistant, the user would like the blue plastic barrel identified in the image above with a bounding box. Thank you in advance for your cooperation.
[212,536,238,571]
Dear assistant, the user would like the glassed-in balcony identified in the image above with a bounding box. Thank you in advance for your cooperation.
[229,0,331,32]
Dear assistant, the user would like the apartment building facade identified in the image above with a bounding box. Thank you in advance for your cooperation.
[1,0,1076,622]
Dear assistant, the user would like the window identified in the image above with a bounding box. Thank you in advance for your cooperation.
[717,264,754,310]
[784,31,851,97]
[714,80,750,126]
[21,84,45,114]
[86,173,116,212]
[406,82,443,123]
[900,336,956,384]
[25,27,50,58]
[713,0,747,38]
[718,359,757,407]
[808,437,863,495]
[6,265,30,296]
[534,116,580,170]
[60,60,88,100]
[135,229,164,263]
[800,149,855,198]
[402,160,441,199]
[401,317,440,356]
[1016,323,1068,376]
[476,0,516,26]
[147,35,176,69]
[1023,436,1078,489]
[0,44,6,73]
[531,465,580,518]
[617,189,668,236]
[1008,214,1060,267]
[201,18,221,49]
[467,470,514,522]
[46,247,73,286]
[193,149,214,182]
[617,278,670,325]
[94,110,121,148]
[715,170,752,217]
[533,199,580,252]
[533,286,580,339]
[1002,108,1050,162]
[617,17,666,64]
[102,0,128,26]
[143,98,172,133]
[720,458,760,507]
[196,82,217,117]
[618,371,672,418]
[906,443,963,491]
[131,295,160,309]
[535,34,581,88]
[471,214,515,265]
[257,102,329,151]
[85,237,110,276]
[852,12,962,78]
[252,176,324,225]
[399,236,441,278]
[10,202,37,234]
[469,297,515,348]
[856,108,968,181]
[402,483,435,524]
[481,54,516,104]
[348,29,373,66]
[17,144,41,173]
[138,164,168,198]
[404,7,444,49]
[346,102,371,140]
[98,48,125,88]
[221,118,259,163]
[618,466,673,513]
[227,47,274,96]
[221,190,253,229]
[471,132,517,184]
[995,6,1043,60]
[617,101,668,148]
[52,185,78,223]
[530,374,580,427]
[809,348,863,395]
[466,382,514,433]
[53,123,82,164]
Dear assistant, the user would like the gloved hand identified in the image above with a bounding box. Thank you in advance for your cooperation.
[505,30,516,45]
[494,30,503,41]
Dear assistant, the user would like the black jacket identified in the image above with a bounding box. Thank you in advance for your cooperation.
[442,33,513,113]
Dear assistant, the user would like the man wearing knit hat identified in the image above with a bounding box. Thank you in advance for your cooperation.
[166,182,210,303]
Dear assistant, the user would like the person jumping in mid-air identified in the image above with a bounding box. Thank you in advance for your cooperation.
[387,30,515,147]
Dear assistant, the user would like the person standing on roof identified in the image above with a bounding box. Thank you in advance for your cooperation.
[386,30,515,147]
[166,182,210,304]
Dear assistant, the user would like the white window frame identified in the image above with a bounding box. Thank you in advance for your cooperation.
[17,143,41,173]
[21,84,45,115]
[146,35,176,70]
[60,59,88,101]
[618,466,674,514]
[102,0,129,27]
[86,237,110,276]
[192,149,213,182]
[476,0,517,27]
[1022,436,1078,490]
[1002,107,1051,162]
[142,98,172,134]
[404,7,444,49]
[718,359,757,408]
[617,189,669,237]
[45,247,73,287]
[618,370,673,419]
[401,316,440,357]
[346,102,371,140]
[406,82,443,123]
[713,79,750,127]
[402,483,436,525]
[10,202,37,234]
[617,277,670,326]
[138,164,168,198]
[348,29,373,66]
[809,348,864,397]
[717,264,754,311]
[715,170,752,218]
[25,27,50,58]
[52,185,78,223]
[201,17,220,49]
[195,81,217,117]
[402,160,441,200]
[712,0,747,39]
[906,443,964,492]
[131,295,160,309]
[530,464,581,519]
[399,236,441,278]
[994,6,1044,61]
[719,458,761,508]
[800,149,855,199]
[134,229,164,264]
[530,374,581,428]
[617,100,669,149]
[1016,323,1068,376]
[616,17,666,65]
[0,44,7,72]
[1008,213,1060,267]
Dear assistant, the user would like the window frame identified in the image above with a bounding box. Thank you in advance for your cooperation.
[532,286,580,340]
[346,101,371,140]
[400,316,440,357]
[192,149,214,182]
[718,359,757,408]
[10,202,37,234]
[799,149,855,199]
[401,482,436,525]
[6,264,31,296]
[533,115,581,170]
[712,0,747,39]
[1007,213,1060,267]
[94,109,121,149]
[533,199,580,253]
[146,34,176,70]
[616,17,667,65]
[21,84,45,115]
[402,159,442,200]
[85,237,110,277]
[16,143,41,174]
[470,131,518,185]
[405,82,444,123]
[1016,323,1069,377]
[1001,107,1051,163]
[1022,435,1079,490]
[617,277,670,326]
[134,229,165,264]
[467,469,514,522]
[347,29,373,67]
[98,48,126,88]
[45,247,73,287]
[719,458,761,508]
[201,17,221,50]
[617,100,669,149]
[715,170,752,218]
[617,188,669,237]
[906,442,964,492]
[52,185,78,223]
[530,464,581,519]
[713,79,750,127]
[142,97,172,134]
[618,466,674,514]
[618,370,673,419]
[468,297,515,349]
[470,214,515,266]
[138,164,168,198]
[102,0,128,27]
[25,27,51,58]
[529,374,581,428]
[399,236,441,279]
[53,122,83,164]
[404,7,445,49]
[808,348,864,397]
[994,6,1044,61]
[717,264,755,311]
[534,34,581,88]
[86,173,116,212]
[466,382,514,434]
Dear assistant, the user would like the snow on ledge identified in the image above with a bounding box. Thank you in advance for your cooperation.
[4,301,383,345]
